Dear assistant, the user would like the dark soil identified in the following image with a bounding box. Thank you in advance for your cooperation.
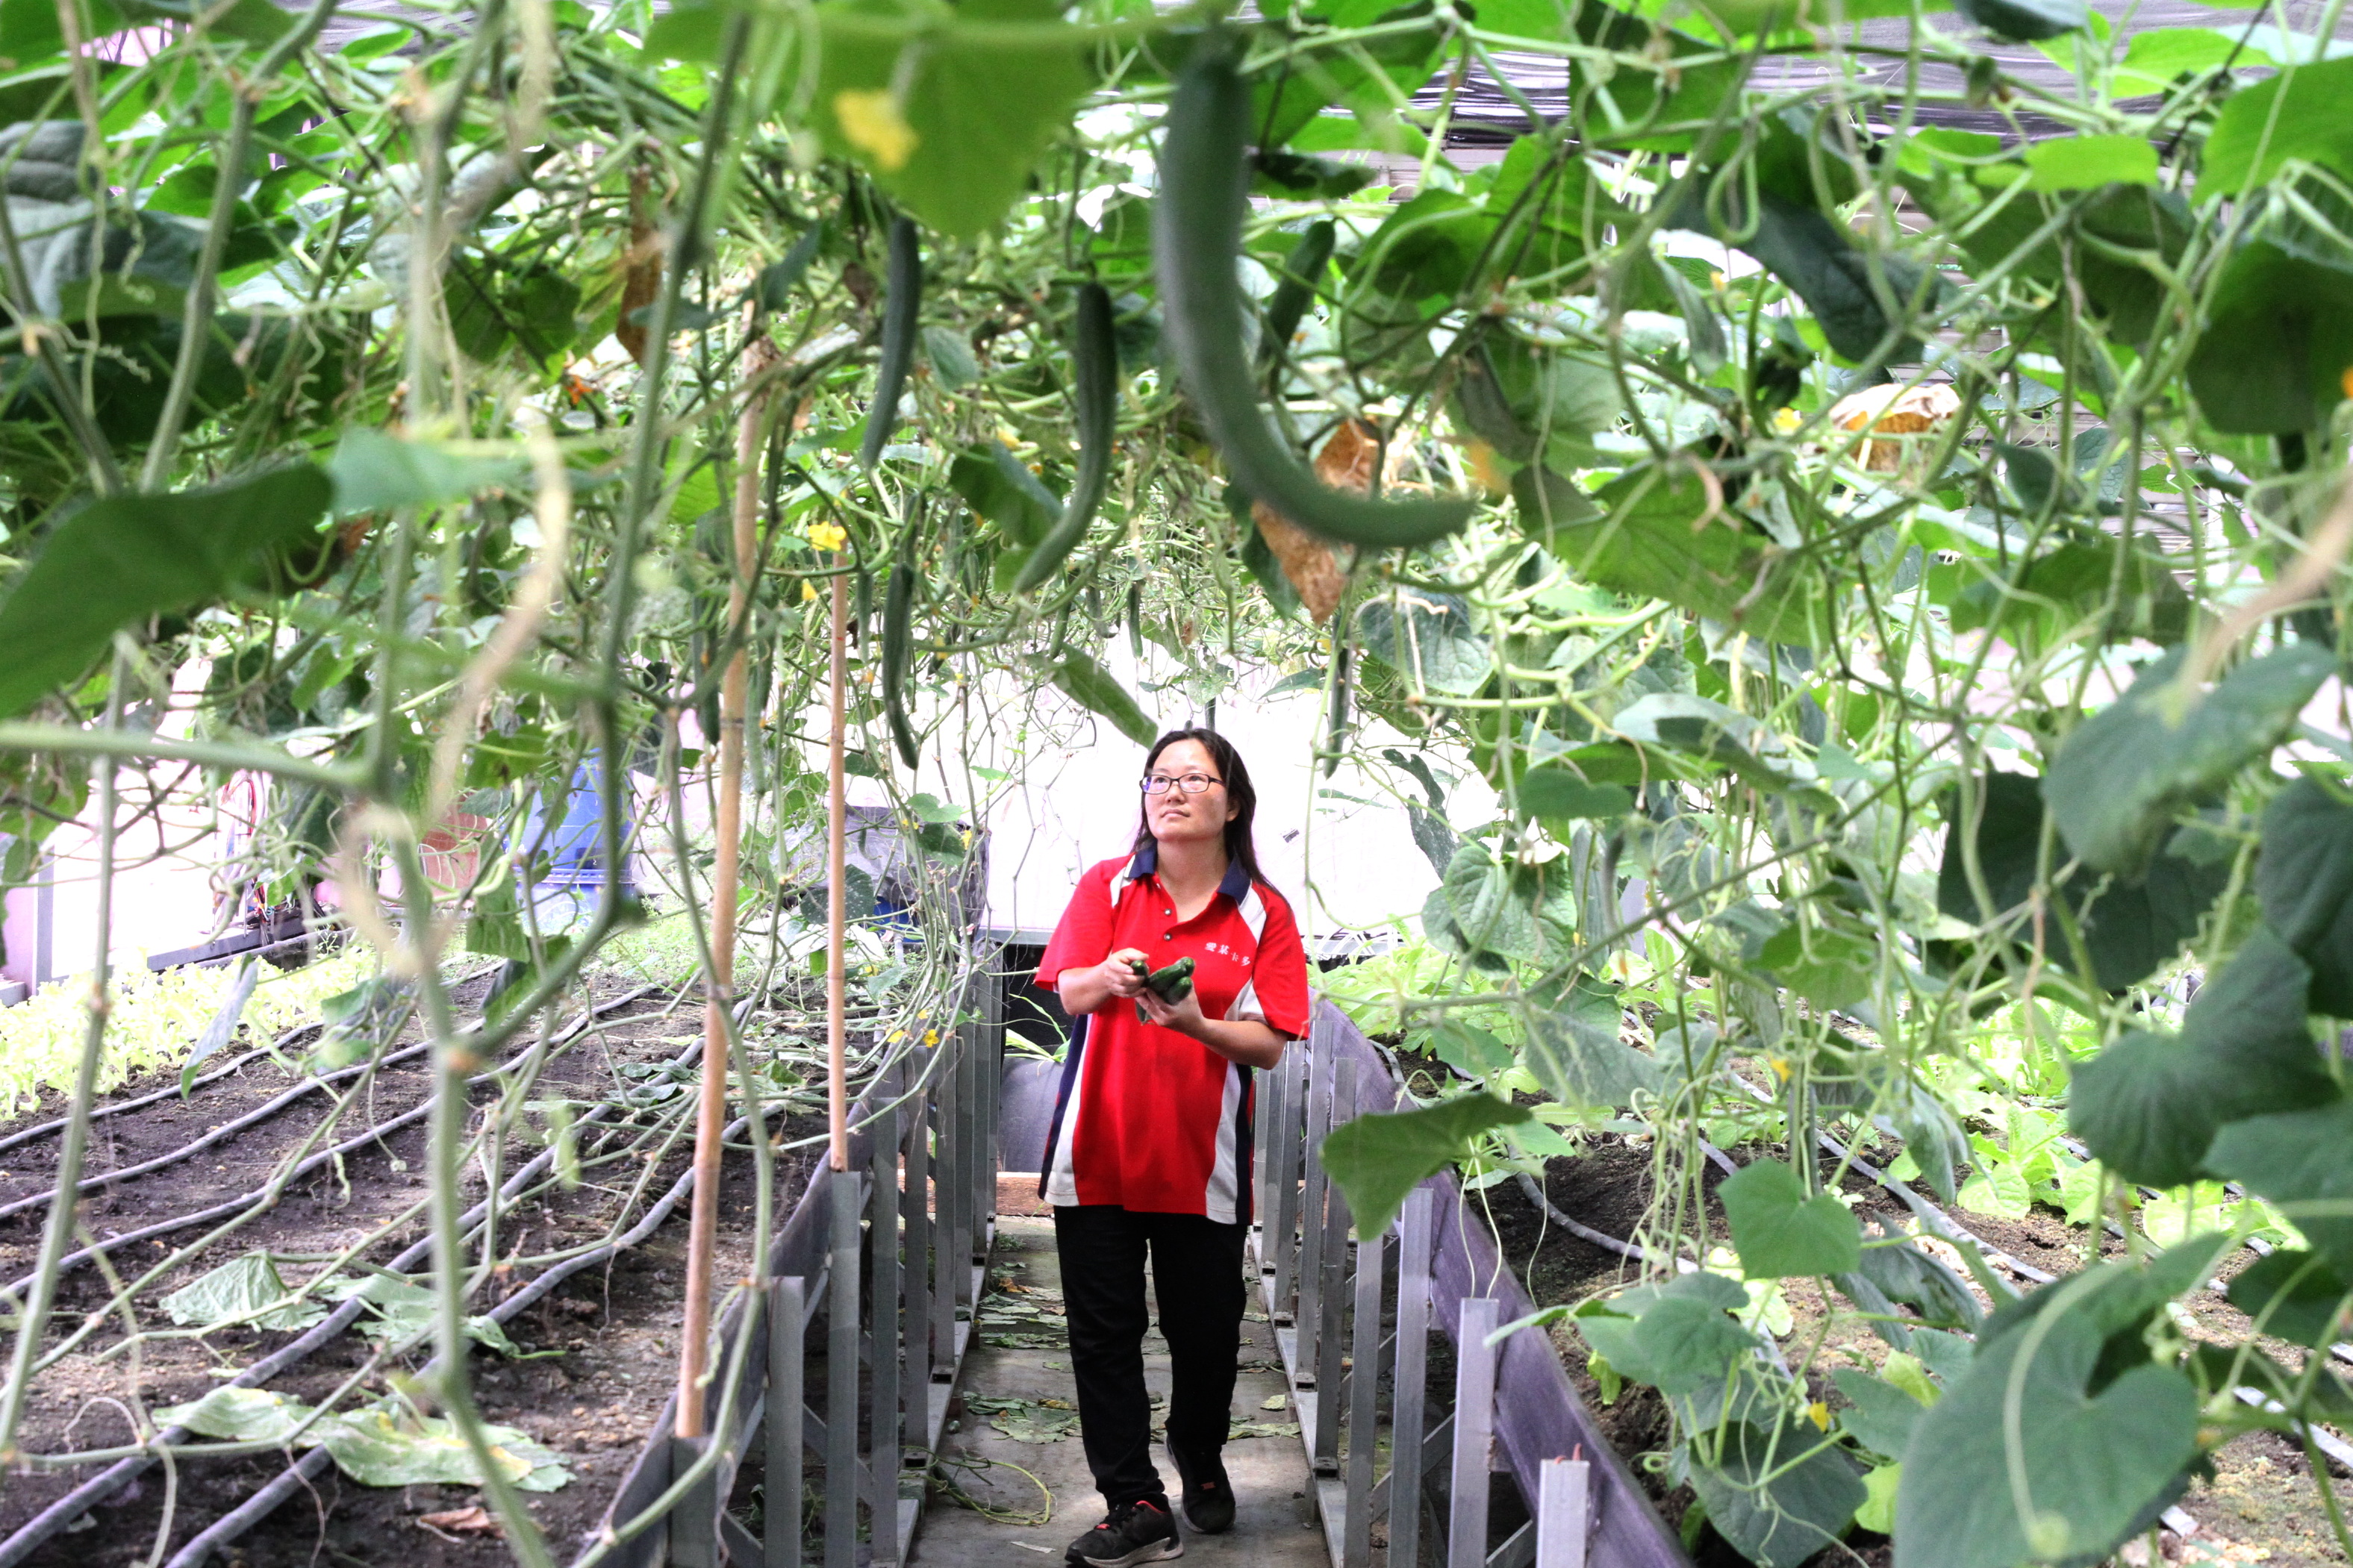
[0,970,832,1568]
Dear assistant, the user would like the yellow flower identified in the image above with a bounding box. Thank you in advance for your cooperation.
[834,90,918,172]
[923,1029,940,1047]
[1807,1401,1831,1431]
[1767,1055,1792,1083]
[801,580,818,602]
[1771,407,1802,434]
[805,519,848,553]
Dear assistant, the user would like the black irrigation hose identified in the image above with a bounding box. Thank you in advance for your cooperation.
[157,1099,785,1568]
[0,986,672,1567]
[0,1022,325,1160]
[0,951,496,1160]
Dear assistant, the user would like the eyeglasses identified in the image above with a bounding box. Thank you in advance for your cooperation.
[1141,773,1224,795]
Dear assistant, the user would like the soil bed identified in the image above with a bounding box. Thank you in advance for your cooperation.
[0,969,835,1568]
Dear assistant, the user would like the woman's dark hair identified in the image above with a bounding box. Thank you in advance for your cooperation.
[1131,728,1266,885]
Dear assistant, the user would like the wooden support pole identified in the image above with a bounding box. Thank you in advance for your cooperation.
[677,354,769,1438]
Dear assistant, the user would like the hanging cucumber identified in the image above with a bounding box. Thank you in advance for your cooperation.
[1153,44,1472,551]
[1012,282,1119,594]
[858,215,921,470]
[882,511,921,769]
[1256,219,1335,375]
[1126,582,1144,663]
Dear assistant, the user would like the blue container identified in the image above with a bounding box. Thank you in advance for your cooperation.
[516,760,634,925]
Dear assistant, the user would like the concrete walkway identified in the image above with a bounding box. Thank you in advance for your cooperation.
[911,1214,1330,1568]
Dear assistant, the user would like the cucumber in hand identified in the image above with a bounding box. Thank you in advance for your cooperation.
[1135,957,1196,1022]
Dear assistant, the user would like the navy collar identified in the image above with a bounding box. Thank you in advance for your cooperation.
[1126,842,1250,905]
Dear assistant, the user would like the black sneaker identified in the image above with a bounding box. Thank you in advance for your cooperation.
[1065,1497,1183,1567]
[1170,1446,1235,1534]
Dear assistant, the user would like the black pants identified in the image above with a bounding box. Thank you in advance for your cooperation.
[1053,1204,1245,1507]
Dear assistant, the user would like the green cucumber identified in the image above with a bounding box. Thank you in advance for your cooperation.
[1134,956,1197,1021]
[882,509,920,769]
[1257,219,1335,375]
[1012,282,1118,594]
[1153,43,1472,551]
[858,215,921,470]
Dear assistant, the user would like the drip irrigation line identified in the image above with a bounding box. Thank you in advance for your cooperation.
[0,1023,325,1159]
[0,987,676,1567]
[2236,1387,2353,1475]
[155,1099,788,1568]
[0,987,662,1304]
[0,956,506,1160]
[1511,1172,1685,1268]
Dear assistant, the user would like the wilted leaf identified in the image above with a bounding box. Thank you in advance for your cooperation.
[162,1253,327,1332]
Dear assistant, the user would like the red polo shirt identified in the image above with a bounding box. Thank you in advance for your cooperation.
[1033,845,1313,1222]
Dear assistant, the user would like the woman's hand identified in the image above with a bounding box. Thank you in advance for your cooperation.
[1138,987,1285,1069]
[1099,949,1150,998]
[1056,949,1151,1016]
[1136,981,1206,1036]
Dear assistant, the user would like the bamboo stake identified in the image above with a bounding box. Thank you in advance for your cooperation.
[676,354,770,1437]
[827,567,850,1172]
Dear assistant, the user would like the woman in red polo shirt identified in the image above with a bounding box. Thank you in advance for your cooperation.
[1035,728,1313,1567]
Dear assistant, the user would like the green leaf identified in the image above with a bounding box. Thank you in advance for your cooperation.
[1517,766,1633,822]
[2023,136,2155,192]
[950,442,1060,549]
[315,1405,571,1490]
[798,0,1091,239]
[2186,232,2353,434]
[2114,27,2265,96]
[1247,0,1449,151]
[2067,926,2337,1187]
[1950,0,2084,40]
[1833,1367,1930,1458]
[1574,1272,1754,1397]
[1936,770,2232,990]
[0,465,333,719]
[1354,590,1492,695]
[1427,1018,1517,1078]
[2207,1099,2353,1275]
[2225,1248,2353,1349]
[2257,777,2353,1013]
[1521,1006,1661,1110]
[2044,645,2334,875]
[1521,463,1830,645]
[1857,1463,1901,1535]
[1718,1158,1863,1278]
[1320,1093,1530,1238]
[1689,1419,1865,1568]
[328,431,528,517]
[1615,694,1816,793]
[921,322,978,390]
[161,1252,327,1332]
[1045,651,1157,747]
[1433,840,1543,961]
[2202,55,2353,193]
[1666,187,1932,363]
[1895,1305,2198,1568]
[154,1386,314,1443]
